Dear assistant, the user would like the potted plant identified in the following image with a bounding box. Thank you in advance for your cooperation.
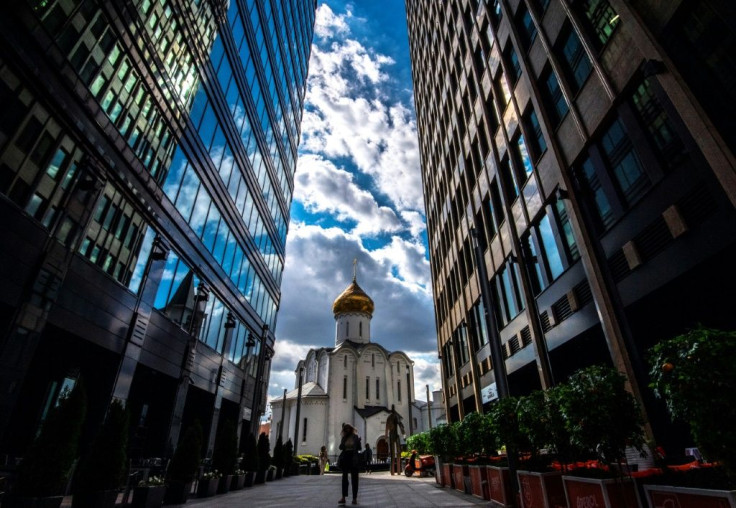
[164,421,203,504]
[643,327,736,506]
[241,433,258,486]
[428,423,458,488]
[490,394,564,508]
[132,475,166,508]
[230,468,246,491]
[72,399,129,507]
[272,435,284,479]
[255,432,270,484]
[457,412,488,499]
[196,469,220,498]
[211,419,238,494]
[12,380,87,508]
[558,365,645,508]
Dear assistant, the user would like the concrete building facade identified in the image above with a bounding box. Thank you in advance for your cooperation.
[405,0,736,452]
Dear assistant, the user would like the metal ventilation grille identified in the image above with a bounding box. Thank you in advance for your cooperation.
[678,183,717,227]
[502,343,510,359]
[573,280,593,307]
[634,216,672,261]
[607,250,631,282]
[509,335,521,355]
[520,325,532,347]
[540,311,552,332]
[552,294,573,323]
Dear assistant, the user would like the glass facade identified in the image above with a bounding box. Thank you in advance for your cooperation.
[0,0,316,456]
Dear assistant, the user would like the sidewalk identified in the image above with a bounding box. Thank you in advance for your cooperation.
[182,471,488,507]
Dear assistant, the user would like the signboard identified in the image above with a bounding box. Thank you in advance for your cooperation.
[482,382,498,403]
[242,407,252,420]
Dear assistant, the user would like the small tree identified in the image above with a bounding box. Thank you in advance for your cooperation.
[166,421,203,485]
[282,439,294,474]
[546,385,579,470]
[212,419,238,476]
[517,391,553,470]
[428,423,458,462]
[560,365,645,468]
[649,327,736,473]
[256,432,271,472]
[74,398,130,492]
[272,435,284,469]
[488,396,527,464]
[406,431,432,455]
[16,380,87,497]
[241,433,259,472]
[457,411,492,458]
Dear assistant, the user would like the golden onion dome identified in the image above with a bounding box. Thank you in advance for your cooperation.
[332,280,374,317]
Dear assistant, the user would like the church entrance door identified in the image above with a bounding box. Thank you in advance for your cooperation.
[376,436,388,462]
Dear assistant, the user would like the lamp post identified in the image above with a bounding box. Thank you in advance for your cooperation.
[406,365,413,436]
[279,388,287,440]
[293,367,304,456]
[250,324,269,436]
[426,384,432,430]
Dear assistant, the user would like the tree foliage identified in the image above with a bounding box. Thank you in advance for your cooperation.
[649,327,736,472]
[256,432,271,472]
[241,432,259,472]
[74,398,129,492]
[166,421,203,484]
[16,380,87,497]
[212,419,238,476]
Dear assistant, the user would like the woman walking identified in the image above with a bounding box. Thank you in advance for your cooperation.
[337,423,361,505]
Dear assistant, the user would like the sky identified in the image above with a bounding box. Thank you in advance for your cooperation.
[267,1,441,409]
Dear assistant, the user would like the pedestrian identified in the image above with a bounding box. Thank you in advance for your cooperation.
[364,443,373,474]
[319,445,328,475]
[337,423,361,505]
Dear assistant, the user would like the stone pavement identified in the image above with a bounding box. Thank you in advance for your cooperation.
[182,471,488,507]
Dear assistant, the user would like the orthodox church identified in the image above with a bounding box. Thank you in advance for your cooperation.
[270,266,431,462]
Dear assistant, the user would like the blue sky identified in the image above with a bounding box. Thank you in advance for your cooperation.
[268,1,441,405]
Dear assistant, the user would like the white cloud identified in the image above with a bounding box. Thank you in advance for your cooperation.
[294,154,403,236]
[314,4,350,40]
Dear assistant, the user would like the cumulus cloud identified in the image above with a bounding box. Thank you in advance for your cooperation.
[294,154,403,236]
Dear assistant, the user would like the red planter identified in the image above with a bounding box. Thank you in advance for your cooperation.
[517,470,566,508]
[468,465,486,499]
[452,464,468,494]
[643,484,736,508]
[442,463,453,488]
[487,465,513,507]
[563,475,640,508]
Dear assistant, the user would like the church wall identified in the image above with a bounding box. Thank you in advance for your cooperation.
[293,399,327,456]
[326,350,357,456]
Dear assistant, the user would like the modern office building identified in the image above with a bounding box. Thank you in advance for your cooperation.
[406,0,736,450]
[0,0,316,460]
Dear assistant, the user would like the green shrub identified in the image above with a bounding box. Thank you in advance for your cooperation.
[256,432,271,472]
[241,432,259,472]
[272,435,284,469]
[16,380,87,497]
[166,421,203,485]
[74,398,129,492]
[428,423,458,461]
[212,419,238,476]
[406,431,432,454]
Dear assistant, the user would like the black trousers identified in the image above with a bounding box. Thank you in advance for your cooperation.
[342,468,359,499]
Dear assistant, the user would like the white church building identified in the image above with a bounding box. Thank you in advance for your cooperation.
[270,271,440,462]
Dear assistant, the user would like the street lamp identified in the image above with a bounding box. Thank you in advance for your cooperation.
[293,367,304,456]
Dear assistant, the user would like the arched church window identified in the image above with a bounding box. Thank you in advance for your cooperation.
[372,353,375,368]
[347,322,350,336]
[343,375,348,399]
[359,321,362,337]
[344,355,347,368]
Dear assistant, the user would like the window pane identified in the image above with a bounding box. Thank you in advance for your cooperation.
[539,214,564,279]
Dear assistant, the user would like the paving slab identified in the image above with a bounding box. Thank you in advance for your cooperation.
[182,471,489,507]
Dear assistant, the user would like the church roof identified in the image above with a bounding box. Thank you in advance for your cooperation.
[355,405,391,419]
[333,339,411,361]
[280,382,327,400]
[332,279,374,317]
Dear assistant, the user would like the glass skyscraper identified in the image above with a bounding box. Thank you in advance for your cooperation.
[406,0,736,451]
[0,0,316,458]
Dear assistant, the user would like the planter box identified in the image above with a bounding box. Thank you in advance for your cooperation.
[563,475,640,508]
[217,475,233,494]
[643,484,736,508]
[434,456,443,486]
[469,465,487,499]
[255,470,266,484]
[132,485,166,508]
[452,464,470,494]
[275,467,283,479]
[266,469,275,481]
[71,490,117,508]
[196,478,218,498]
[487,465,513,507]
[442,463,453,488]
[163,481,192,504]
[231,474,246,491]
[517,470,566,508]
[244,471,255,487]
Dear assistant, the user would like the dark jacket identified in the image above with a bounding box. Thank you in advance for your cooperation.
[338,433,362,471]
